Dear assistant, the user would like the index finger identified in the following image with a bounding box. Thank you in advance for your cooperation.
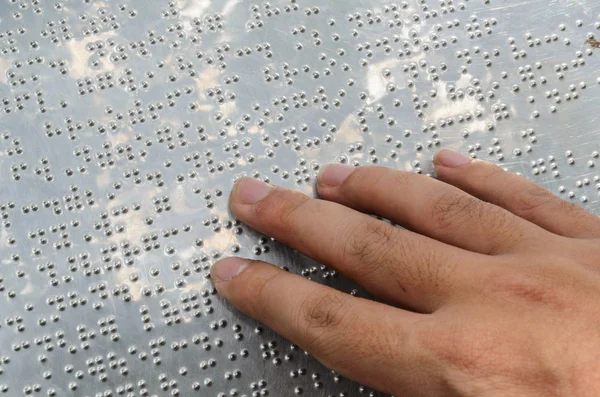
[211,257,426,395]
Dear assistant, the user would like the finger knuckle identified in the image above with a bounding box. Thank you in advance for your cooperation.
[486,268,567,310]
[554,199,583,218]
[412,320,503,377]
[343,220,396,275]
[429,193,482,231]
[298,291,349,333]
[253,189,310,232]
[480,206,520,254]
[412,243,453,289]
[478,160,506,181]
[251,270,286,317]
[514,186,555,217]
[355,167,404,195]
[353,167,389,187]
[387,169,414,187]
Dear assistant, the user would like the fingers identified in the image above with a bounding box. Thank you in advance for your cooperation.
[316,164,549,256]
[434,149,600,239]
[211,257,425,394]
[229,177,481,312]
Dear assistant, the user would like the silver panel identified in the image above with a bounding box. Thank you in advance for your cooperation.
[1,0,599,396]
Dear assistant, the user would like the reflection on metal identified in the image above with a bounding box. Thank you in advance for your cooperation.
[0,0,599,396]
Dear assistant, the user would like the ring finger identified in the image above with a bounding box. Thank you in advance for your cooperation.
[316,164,557,256]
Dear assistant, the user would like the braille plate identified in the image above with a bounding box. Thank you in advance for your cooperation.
[1,0,599,396]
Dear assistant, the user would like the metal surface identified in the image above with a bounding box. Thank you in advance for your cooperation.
[1,0,600,396]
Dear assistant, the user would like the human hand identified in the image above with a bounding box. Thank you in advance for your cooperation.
[211,149,600,397]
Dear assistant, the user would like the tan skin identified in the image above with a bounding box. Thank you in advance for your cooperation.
[211,149,600,397]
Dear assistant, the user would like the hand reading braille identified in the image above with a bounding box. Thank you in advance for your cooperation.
[211,148,600,397]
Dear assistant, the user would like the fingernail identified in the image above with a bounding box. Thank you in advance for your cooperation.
[434,149,471,168]
[318,164,355,187]
[233,178,273,204]
[211,257,252,283]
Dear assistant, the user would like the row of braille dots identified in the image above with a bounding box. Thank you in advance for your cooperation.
[290,365,337,395]
[3,0,110,24]
[480,137,508,162]
[137,274,213,299]
[566,175,600,202]
[152,285,217,322]
[340,134,404,164]
[65,281,131,311]
[159,290,218,324]
[234,152,320,185]
[158,293,204,325]
[6,58,46,88]
[298,263,339,281]
[541,82,588,117]
[290,369,378,396]
[8,221,81,265]
[12,326,83,357]
[159,0,181,19]
[505,35,529,61]
[354,28,457,60]
[557,151,600,202]
[10,157,55,182]
[82,207,136,242]
[339,153,430,174]
[552,56,588,79]
[273,118,334,154]
[37,17,73,46]
[557,21,600,48]
[139,239,216,276]
[246,378,269,397]
[252,95,340,155]
[80,5,123,36]
[242,87,340,137]
[358,90,485,137]
[125,323,246,370]
[259,339,294,367]
[1,89,47,117]
[71,238,139,278]
[181,41,233,72]
[506,29,596,64]
[40,291,88,322]
[1,132,23,158]
[76,71,117,96]
[149,288,220,326]
[75,65,152,97]
[266,85,347,123]
[189,12,225,33]
[350,1,468,27]
[38,255,90,288]
[452,44,500,68]
[0,25,27,55]
[19,351,125,390]
[71,143,151,179]
[230,235,272,257]
[277,156,321,184]
[247,2,300,30]
[42,116,110,142]
[348,9,395,30]
[84,240,131,273]
[525,31,597,53]
[292,22,339,50]
[32,352,132,395]
[421,0,468,16]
